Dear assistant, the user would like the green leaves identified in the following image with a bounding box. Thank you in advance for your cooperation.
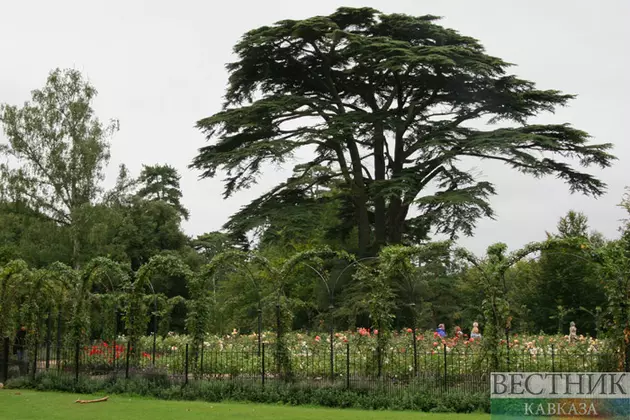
[137,164,189,220]
[1,68,118,267]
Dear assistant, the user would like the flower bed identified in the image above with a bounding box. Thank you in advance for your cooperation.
[76,329,618,378]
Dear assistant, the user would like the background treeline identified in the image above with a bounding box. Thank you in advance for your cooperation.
[0,21,626,340]
[0,68,625,338]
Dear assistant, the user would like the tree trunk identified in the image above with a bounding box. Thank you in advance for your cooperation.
[373,125,387,248]
[346,137,371,255]
[386,129,407,245]
[353,189,371,256]
[386,199,404,243]
[70,220,81,270]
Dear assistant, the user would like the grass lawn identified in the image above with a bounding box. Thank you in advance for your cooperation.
[0,390,489,420]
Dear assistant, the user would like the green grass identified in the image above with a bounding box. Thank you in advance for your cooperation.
[0,390,490,420]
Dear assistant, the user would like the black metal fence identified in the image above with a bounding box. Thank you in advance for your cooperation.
[1,336,623,396]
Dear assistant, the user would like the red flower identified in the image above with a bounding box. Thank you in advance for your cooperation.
[315,336,321,342]
[142,352,151,359]
[406,328,412,333]
[88,345,103,356]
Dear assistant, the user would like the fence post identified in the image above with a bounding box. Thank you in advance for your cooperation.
[2,336,9,383]
[261,343,266,389]
[200,344,204,376]
[328,314,335,382]
[329,304,334,382]
[443,343,448,392]
[113,308,119,375]
[346,343,350,390]
[125,341,131,379]
[410,303,418,377]
[45,311,52,369]
[551,344,555,373]
[31,337,38,379]
[74,340,80,382]
[275,303,281,375]
[56,312,62,372]
[184,343,189,385]
[377,344,382,378]
[412,328,418,377]
[257,307,262,357]
[505,327,510,371]
[152,296,158,367]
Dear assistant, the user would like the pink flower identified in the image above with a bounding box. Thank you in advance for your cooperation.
[315,336,321,342]
[406,328,412,333]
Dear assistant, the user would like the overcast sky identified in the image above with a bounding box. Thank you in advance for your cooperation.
[1,0,628,255]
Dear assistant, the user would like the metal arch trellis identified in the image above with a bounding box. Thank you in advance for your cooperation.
[453,237,629,370]
[198,250,274,356]
[132,255,193,362]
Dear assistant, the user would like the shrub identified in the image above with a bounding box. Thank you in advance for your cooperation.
[6,371,489,413]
